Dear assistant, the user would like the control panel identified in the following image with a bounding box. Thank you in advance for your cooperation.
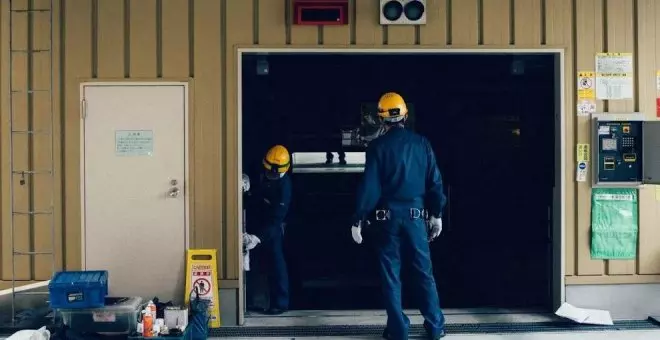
[595,120,643,184]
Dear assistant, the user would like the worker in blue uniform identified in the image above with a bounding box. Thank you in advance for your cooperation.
[351,92,447,340]
[244,145,292,315]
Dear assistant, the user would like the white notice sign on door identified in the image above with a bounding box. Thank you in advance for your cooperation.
[115,130,154,156]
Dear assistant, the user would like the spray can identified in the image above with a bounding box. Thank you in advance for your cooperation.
[142,309,153,337]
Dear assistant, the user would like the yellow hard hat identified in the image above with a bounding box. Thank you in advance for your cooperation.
[263,145,290,174]
[377,92,408,123]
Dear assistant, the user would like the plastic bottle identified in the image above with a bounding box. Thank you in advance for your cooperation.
[142,309,153,337]
[148,300,157,319]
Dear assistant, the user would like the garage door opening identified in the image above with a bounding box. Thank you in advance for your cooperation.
[240,51,562,313]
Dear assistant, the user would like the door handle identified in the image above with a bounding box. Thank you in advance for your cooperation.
[168,187,180,198]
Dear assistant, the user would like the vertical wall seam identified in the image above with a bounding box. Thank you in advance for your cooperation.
[318,25,323,44]
[634,0,641,271]
[91,0,98,78]
[188,0,194,77]
[382,26,388,45]
[602,0,608,112]
[602,0,609,273]
[414,26,420,45]
[631,0,641,264]
[123,0,130,78]
[509,0,515,45]
[570,0,578,277]
[349,0,356,44]
[285,0,291,44]
[0,0,3,274]
[477,0,483,45]
[632,0,639,113]
[156,0,162,78]
[540,0,546,45]
[59,0,67,270]
[27,0,35,279]
[602,0,608,52]
[253,0,259,44]
[446,0,452,45]
[220,0,228,279]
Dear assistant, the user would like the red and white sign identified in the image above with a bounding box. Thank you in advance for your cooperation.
[185,249,221,327]
[190,264,214,298]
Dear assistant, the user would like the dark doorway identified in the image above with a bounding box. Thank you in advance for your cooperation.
[242,53,557,311]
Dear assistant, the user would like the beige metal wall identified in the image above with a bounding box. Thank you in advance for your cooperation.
[1,0,660,287]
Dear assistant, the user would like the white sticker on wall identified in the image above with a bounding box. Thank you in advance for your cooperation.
[576,162,588,182]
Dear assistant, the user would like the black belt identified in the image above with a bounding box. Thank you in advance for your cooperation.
[374,208,428,221]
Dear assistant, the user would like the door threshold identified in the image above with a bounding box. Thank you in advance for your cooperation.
[244,308,560,327]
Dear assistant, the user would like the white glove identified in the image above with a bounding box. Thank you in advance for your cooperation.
[428,216,442,241]
[242,174,251,193]
[243,233,261,250]
[351,221,363,244]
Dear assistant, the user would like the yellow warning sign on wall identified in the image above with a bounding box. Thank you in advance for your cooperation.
[577,71,596,100]
[185,249,221,328]
[577,143,590,162]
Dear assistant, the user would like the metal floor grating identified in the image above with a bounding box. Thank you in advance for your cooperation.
[209,320,660,337]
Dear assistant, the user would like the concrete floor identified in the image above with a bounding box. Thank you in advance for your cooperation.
[2,328,659,340]
[0,332,657,340]
[228,310,660,339]
[217,330,660,339]
[3,309,657,339]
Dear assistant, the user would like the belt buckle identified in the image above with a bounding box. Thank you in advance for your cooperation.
[376,210,390,221]
[410,208,428,220]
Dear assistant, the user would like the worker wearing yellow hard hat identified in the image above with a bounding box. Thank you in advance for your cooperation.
[243,145,292,315]
[350,92,447,339]
[262,145,291,179]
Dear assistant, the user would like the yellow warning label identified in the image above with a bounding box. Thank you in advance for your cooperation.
[185,249,221,328]
[577,143,590,162]
[577,71,595,100]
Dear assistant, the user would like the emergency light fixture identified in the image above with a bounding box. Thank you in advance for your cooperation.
[293,0,349,25]
[380,0,426,25]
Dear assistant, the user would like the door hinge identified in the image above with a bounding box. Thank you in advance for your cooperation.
[81,99,87,119]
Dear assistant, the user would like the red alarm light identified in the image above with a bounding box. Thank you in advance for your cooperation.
[293,0,349,26]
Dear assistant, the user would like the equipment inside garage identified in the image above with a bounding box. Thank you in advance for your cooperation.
[241,53,558,311]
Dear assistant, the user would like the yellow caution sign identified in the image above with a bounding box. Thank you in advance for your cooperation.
[185,249,221,328]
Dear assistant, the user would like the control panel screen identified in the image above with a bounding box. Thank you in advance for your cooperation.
[602,138,617,151]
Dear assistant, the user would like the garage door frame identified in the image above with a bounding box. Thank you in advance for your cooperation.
[235,47,567,325]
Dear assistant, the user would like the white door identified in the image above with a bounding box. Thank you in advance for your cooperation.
[82,83,188,304]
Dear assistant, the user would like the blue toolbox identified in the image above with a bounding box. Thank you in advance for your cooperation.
[48,270,109,309]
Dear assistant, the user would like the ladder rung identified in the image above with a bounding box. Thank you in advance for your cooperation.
[10,9,51,13]
[13,291,50,296]
[12,170,53,175]
[11,49,51,53]
[11,89,50,93]
[12,210,53,215]
[14,251,53,255]
[11,130,51,135]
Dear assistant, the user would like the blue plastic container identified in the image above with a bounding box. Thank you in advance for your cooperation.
[48,270,109,309]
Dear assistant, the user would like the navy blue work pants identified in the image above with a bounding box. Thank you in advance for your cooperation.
[374,216,445,340]
[255,225,290,310]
